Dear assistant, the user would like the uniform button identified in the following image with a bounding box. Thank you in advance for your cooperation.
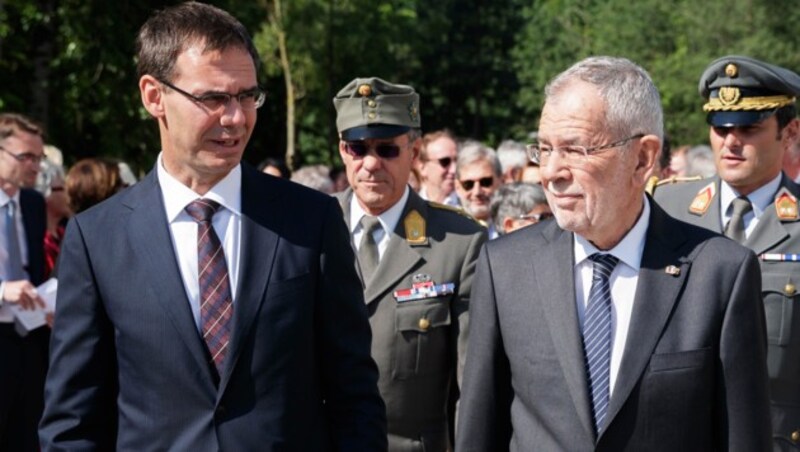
[418,318,430,331]
[367,99,377,108]
[367,111,376,119]
[785,283,796,296]
[792,429,800,443]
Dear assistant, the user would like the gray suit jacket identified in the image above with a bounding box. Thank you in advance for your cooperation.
[338,189,486,452]
[457,199,771,451]
[40,164,386,451]
[656,174,800,450]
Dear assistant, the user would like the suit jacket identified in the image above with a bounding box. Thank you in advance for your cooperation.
[456,199,771,451]
[0,188,46,286]
[39,164,387,451]
[655,174,800,450]
[337,189,486,452]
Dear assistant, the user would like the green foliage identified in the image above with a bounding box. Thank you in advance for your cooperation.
[2,0,800,174]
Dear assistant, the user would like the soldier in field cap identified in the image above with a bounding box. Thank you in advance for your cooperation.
[655,55,800,451]
[333,77,487,451]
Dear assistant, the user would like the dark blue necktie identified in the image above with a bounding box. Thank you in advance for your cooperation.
[582,253,619,434]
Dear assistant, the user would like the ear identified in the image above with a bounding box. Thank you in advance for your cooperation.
[338,140,349,162]
[781,118,800,150]
[140,75,165,119]
[502,216,516,234]
[634,134,660,183]
[410,135,421,161]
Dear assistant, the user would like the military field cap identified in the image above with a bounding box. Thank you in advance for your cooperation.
[333,77,421,141]
[699,55,800,127]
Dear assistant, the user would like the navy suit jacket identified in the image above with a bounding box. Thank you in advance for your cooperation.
[39,164,386,451]
[19,188,46,286]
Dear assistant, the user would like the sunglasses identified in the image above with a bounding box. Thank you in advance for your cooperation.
[430,157,454,169]
[516,212,554,222]
[343,141,404,159]
[459,176,494,191]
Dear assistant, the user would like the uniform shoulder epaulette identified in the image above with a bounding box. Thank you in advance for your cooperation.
[428,201,482,224]
[655,175,704,187]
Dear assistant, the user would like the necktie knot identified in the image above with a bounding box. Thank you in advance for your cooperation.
[360,215,382,235]
[729,196,753,217]
[357,215,382,284]
[185,198,221,223]
[589,253,619,277]
[725,196,752,242]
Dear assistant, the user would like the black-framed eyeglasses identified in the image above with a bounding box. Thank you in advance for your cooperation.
[526,134,645,166]
[157,78,266,111]
[516,212,553,223]
[343,141,407,159]
[0,145,43,164]
[459,176,494,191]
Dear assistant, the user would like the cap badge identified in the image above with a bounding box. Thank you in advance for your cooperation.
[724,63,738,78]
[689,181,716,216]
[719,86,741,106]
[408,101,419,122]
[775,190,799,221]
[404,209,428,245]
[358,84,372,97]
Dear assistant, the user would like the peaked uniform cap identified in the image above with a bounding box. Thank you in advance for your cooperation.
[333,77,421,140]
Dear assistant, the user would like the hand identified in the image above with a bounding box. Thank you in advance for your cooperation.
[3,280,46,310]
[46,311,55,328]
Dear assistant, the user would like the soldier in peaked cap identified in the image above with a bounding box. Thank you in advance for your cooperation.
[654,55,800,451]
[333,77,487,451]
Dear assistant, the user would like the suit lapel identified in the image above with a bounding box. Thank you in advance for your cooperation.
[335,190,365,283]
[603,202,690,432]
[364,193,424,304]
[218,166,280,395]
[125,171,213,378]
[532,225,595,438]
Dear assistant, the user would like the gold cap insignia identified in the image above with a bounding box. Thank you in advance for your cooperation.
[718,86,741,106]
[665,265,681,276]
[775,189,799,221]
[404,209,428,245]
[785,283,796,296]
[725,63,738,78]
[357,84,372,97]
[689,182,716,215]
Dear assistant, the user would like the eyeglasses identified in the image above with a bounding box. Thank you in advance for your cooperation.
[459,176,494,191]
[157,78,266,111]
[343,141,406,159]
[516,212,553,223]
[426,156,454,169]
[0,146,44,164]
[526,134,644,166]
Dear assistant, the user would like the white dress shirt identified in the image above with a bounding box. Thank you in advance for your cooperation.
[573,195,650,396]
[720,173,781,239]
[0,190,30,320]
[157,154,242,332]
[349,186,409,261]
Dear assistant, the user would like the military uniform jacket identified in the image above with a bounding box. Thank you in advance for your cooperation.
[655,174,800,450]
[337,188,487,452]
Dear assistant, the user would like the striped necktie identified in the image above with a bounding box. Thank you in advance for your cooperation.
[582,253,619,434]
[185,199,232,378]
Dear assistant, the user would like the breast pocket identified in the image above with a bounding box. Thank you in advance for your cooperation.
[392,298,452,379]
[762,270,797,347]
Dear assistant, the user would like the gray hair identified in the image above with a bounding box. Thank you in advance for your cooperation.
[291,165,334,194]
[491,182,548,234]
[685,145,716,178]
[496,140,529,173]
[544,56,664,141]
[456,140,502,179]
[35,158,66,197]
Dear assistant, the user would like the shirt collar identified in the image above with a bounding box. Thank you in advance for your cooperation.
[349,185,410,234]
[156,152,242,222]
[574,194,650,271]
[0,189,20,207]
[720,173,782,218]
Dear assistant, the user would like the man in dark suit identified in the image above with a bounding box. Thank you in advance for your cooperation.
[0,112,48,452]
[655,55,800,451]
[39,3,386,450]
[333,77,486,451]
[456,56,771,451]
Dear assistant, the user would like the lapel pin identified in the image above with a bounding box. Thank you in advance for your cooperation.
[412,273,432,284]
[665,265,681,276]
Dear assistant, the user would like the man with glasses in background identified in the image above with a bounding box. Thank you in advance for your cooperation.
[489,182,552,236]
[655,55,800,451]
[457,56,770,450]
[0,113,47,452]
[417,130,460,206]
[334,77,486,451]
[454,140,503,238]
[40,3,385,450]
